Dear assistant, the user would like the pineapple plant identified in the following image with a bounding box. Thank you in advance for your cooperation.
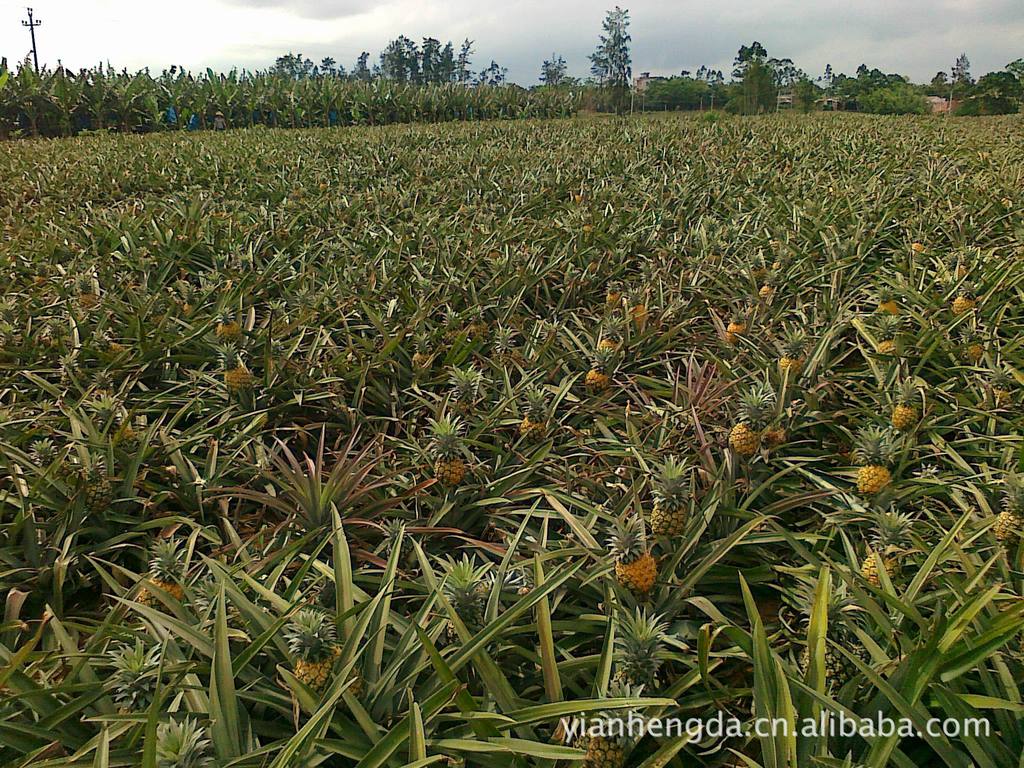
[429,414,467,486]
[440,555,490,639]
[778,327,807,375]
[649,457,690,536]
[609,517,657,594]
[729,382,776,457]
[598,316,625,352]
[873,314,902,356]
[614,609,668,689]
[586,347,617,392]
[449,366,486,409]
[990,369,1014,407]
[951,283,976,315]
[852,426,898,495]
[796,585,867,691]
[994,472,1023,549]
[890,379,920,431]
[284,608,338,691]
[875,285,900,315]
[605,281,624,307]
[411,333,432,369]
[519,386,549,441]
[156,717,213,768]
[958,326,985,364]
[724,310,748,345]
[758,274,776,301]
[220,344,253,391]
[214,313,243,341]
[578,681,643,768]
[861,510,914,586]
[76,456,113,512]
[108,640,161,712]
[138,538,186,604]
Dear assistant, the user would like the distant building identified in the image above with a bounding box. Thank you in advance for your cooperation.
[924,95,960,113]
[777,92,794,109]
[634,72,666,92]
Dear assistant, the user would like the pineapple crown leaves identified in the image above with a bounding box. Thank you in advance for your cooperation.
[108,639,162,709]
[149,538,184,583]
[1003,471,1024,517]
[601,314,627,342]
[522,385,549,420]
[448,366,486,402]
[156,717,214,768]
[284,608,338,662]
[616,608,669,658]
[872,313,904,340]
[778,326,808,358]
[427,414,464,460]
[216,343,244,369]
[737,381,777,427]
[871,509,915,551]
[893,378,921,407]
[590,345,619,373]
[852,425,899,468]
[990,367,1015,390]
[652,457,690,511]
[439,555,491,621]
[608,516,648,564]
[588,679,647,744]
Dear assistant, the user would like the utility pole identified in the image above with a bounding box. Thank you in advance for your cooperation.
[22,7,42,72]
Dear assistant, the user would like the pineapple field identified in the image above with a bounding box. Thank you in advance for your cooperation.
[1,112,1023,767]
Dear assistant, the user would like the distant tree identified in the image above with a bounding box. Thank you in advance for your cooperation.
[589,6,632,113]
[957,70,1021,115]
[793,76,818,112]
[929,70,949,96]
[821,63,833,89]
[951,53,973,98]
[733,42,768,79]
[438,42,456,83]
[353,52,372,81]
[728,42,774,113]
[859,83,927,114]
[1008,58,1024,81]
[320,57,337,76]
[457,39,475,84]
[540,54,569,86]
[476,60,507,85]
[421,38,442,84]
[272,53,314,79]
[767,57,802,88]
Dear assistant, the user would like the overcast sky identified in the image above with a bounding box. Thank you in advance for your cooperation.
[1,1,1021,84]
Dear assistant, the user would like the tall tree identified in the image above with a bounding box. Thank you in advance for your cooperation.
[457,39,474,84]
[589,6,632,113]
[476,60,507,86]
[353,52,371,81]
[540,54,569,86]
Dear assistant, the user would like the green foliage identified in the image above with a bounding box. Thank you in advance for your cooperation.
[859,83,928,114]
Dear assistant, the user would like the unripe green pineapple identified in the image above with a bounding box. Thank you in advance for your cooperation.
[156,717,213,768]
[852,426,898,495]
[519,385,549,440]
[449,366,486,409]
[995,472,1024,549]
[75,455,112,512]
[108,640,161,712]
[429,414,467,485]
[138,538,186,604]
[649,457,690,536]
[609,517,657,594]
[614,608,668,689]
[796,583,867,691]
[285,608,338,691]
[440,555,490,639]
[411,333,432,369]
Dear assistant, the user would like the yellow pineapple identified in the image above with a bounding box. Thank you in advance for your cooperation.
[609,517,657,594]
[861,511,913,586]
[852,426,898,495]
[137,538,185,605]
[411,333,432,370]
[873,314,902,356]
[729,382,775,457]
[586,347,617,392]
[778,327,807,375]
[598,316,625,352]
[875,285,900,315]
[285,609,338,691]
[890,379,920,432]
[995,472,1023,549]
[605,281,624,308]
[649,457,690,536]
[725,309,748,345]
[220,345,253,391]
[215,314,243,342]
[951,285,976,316]
[991,369,1014,408]
[429,415,467,486]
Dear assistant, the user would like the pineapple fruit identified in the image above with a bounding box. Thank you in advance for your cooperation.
[285,608,338,691]
[852,426,898,495]
[598,316,625,352]
[729,382,776,457]
[649,457,690,536]
[615,609,667,688]
[629,298,648,331]
[579,681,640,768]
[875,286,899,315]
[951,284,976,316]
[873,314,902,356]
[605,281,624,308]
[778,328,807,375]
[609,517,657,594]
[586,347,617,392]
[77,457,113,512]
[220,345,253,391]
[890,379,920,431]
[215,314,243,341]
[991,369,1014,407]
[995,472,1023,549]
[411,333,431,369]
[796,584,867,691]
[449,366,486,409]
[725,311,748,345]
[138,538,185,604]
[861,510,913,586]
[519,386,549,441]
[429,414,467,486]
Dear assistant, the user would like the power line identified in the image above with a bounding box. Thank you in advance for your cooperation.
[22,7,42,72]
